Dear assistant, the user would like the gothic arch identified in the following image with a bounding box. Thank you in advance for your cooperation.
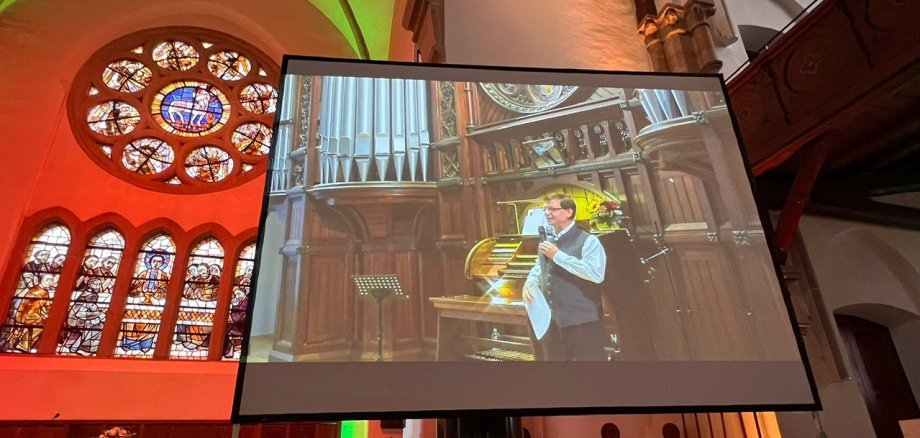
[827,227,920,316]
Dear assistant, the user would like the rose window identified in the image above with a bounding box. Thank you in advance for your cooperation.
[68,28,279,193]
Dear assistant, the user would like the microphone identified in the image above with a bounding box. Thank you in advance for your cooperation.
[538,226,547,243]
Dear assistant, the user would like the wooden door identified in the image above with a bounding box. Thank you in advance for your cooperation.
[836,314,920,438]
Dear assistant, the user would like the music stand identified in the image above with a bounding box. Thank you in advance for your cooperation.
[352,275,407,361]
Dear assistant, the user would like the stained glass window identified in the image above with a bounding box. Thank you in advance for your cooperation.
[57,229,125,356]
[122,138,175,175]
[87,101,141,136]
[115,234,176,358]
[239,84,278,114]
[103,60,153,93]
[69,28,278,193]
[152,41,199,71]
[185,146,233,182]
[232,123,272,156]
[208,51,251,81]
[0,224,71,353]
[171,238,224,359]
[151,81,231,137]
[223,243,255,360]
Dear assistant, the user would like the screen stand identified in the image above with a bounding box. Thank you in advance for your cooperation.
[440,416,524,438]
[352,275,406,361]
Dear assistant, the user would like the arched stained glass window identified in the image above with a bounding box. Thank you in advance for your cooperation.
[116,234,176,358]
[57,229,125,356]
[171,238,224,359]
[0,224,71,353]
[69,28,279,194]
[223,243,255,360]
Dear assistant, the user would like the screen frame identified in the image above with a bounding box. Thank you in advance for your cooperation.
[231,55,822,423]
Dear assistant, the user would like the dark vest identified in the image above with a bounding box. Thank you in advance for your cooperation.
[539,226,602,327]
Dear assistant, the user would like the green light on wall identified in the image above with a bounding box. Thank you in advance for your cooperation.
[0,0,20,13]
[341,420,368,438]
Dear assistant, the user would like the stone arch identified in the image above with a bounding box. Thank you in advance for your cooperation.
[825,227,920,316]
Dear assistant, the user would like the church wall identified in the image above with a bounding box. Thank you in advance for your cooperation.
[0,355,237,420]
[0,0,357,272]
[0,0,362,421]
[443,0,653,71]
[388,0,416,61]
[797,214,920,438]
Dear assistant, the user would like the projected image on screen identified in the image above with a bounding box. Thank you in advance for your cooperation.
[236,58,817,419]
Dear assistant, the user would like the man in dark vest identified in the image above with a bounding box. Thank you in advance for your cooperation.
[523,193,608,361]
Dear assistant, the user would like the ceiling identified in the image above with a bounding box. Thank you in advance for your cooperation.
[727,0,920,230]
[0,0,400,60]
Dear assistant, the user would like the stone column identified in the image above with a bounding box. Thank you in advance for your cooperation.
[637,0,722,73]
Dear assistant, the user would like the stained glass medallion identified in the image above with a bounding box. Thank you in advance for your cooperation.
[87,101,141,136]
[208,51,251,81]
[152,41,199,71]
[122,138,175,175]
[103,60,153,93]
[232,122,272,156]
[70,28,278,193]
[240,83,277,114]
[151,81,231,136]
[185,146,233,182]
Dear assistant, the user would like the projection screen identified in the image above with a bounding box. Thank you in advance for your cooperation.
[233,56,819,421]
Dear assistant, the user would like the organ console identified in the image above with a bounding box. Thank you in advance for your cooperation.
[432,194,642,362]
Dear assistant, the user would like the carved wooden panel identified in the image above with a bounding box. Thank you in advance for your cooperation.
[276,253,302,346]
[438,189,466,238]
[476,87,528,126]
[305,254,353,348]
[842,0,920,68]
[308,207,351,240]
[627,172,653,228]
[728,240,800,360]
[419,246,443,343]
[772,8,871,124]
[658,171,707,227]
[674,244,758,360]
[727,0,920,173]
[637,237,691,360]
[360,205,394,239]
[393,252,422,351]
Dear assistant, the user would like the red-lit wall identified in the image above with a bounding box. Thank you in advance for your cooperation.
[0,0,360,421]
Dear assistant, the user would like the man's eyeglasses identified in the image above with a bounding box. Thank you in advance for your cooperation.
[543,207,565,212]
